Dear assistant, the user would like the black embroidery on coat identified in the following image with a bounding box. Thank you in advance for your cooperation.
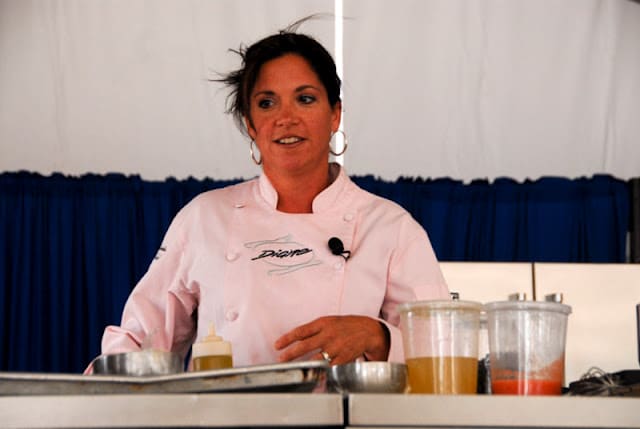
[244,235,322,275]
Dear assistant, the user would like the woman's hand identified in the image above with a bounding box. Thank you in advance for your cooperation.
[274,315,390,365]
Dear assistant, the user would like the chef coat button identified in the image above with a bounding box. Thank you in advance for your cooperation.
[334,261,343,270]
[226,251,238,261]
[226,311,238,321]
[343,213,354,222]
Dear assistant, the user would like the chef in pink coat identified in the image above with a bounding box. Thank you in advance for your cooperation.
[99,25,449,368]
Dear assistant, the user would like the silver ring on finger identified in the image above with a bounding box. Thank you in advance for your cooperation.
[321,351,332,362]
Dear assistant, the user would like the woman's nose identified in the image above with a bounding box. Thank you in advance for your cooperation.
[275,103,299,126]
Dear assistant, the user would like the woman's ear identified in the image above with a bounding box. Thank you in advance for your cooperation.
[244,116,256,140]
[331,101,342,133]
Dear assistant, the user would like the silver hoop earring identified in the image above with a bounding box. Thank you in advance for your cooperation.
[250,140,262,165]
[330,130,348,156]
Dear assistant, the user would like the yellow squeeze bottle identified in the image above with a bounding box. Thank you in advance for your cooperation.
[191,323,233,371]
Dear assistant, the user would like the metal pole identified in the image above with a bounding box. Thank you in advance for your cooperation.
[630,178,640,263]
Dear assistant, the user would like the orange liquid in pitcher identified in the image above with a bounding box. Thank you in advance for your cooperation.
[406,356,478,394]
[491,357,564,395]
[492,379,561,395]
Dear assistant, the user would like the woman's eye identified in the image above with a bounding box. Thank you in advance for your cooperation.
[257,99,274,109]
[298,94,316,104]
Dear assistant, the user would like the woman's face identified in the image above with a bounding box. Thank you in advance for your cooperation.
[245,54,341,177]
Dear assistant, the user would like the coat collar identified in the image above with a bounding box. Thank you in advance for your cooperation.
[257,162,348,213]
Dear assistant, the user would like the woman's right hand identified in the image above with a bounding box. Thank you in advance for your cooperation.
[274,315,390,365]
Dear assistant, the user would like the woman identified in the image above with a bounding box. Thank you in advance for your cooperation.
[100,28,449,367]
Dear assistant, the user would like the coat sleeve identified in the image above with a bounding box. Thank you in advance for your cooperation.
[382,215,450,363]
[100,208,199,362]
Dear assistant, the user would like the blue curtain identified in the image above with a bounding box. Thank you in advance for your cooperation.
[352,175,629,262]
[0,172,629,373]
[0,172,238,373]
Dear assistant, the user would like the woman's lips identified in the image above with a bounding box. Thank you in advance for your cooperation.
[275,136,303,145]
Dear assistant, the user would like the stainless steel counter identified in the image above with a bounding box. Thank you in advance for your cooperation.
[0,393,344,428]
[347,394,640,429]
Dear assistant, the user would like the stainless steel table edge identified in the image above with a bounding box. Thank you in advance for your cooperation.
[347,393,640,428]
[0,393,344,428]
[0,360,328,395]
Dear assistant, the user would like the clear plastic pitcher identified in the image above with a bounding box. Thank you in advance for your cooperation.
[485,300,572,395]
[399,300,482,394]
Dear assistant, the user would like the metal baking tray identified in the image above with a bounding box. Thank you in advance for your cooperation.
[0,360,328,396]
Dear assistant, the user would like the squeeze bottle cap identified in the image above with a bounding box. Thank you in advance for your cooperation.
[192,323,232,358]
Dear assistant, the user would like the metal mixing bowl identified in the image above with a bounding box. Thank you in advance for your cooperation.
[327,361,408,393]
[92,350,184,376]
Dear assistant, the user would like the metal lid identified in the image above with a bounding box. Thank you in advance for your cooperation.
[484,300,572,315]
[508,292,527,301]
[544,293,564,303]
[398,299,483,314]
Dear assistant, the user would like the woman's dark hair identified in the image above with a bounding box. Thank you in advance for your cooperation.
[217,17,341,136]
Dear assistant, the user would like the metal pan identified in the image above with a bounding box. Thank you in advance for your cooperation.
[0,360,328,396]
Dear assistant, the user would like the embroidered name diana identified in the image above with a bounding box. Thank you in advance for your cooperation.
[244,235,322,275]
[251,248,312,260]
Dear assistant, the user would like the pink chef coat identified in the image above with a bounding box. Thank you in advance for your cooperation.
[101,163,449,366]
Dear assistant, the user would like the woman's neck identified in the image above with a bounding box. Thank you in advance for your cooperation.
[266,165,331,213]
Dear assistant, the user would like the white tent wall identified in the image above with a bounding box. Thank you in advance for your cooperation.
[0,0,639,182]
[0,0,335,181]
